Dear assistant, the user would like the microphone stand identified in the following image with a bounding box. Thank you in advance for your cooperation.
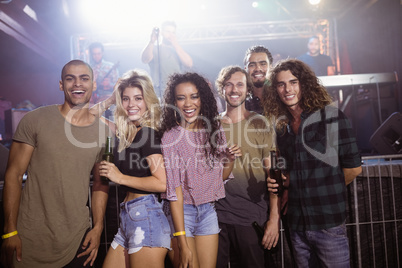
[155,28,162,99]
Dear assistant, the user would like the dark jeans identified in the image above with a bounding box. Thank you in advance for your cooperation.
[217,222,276,268]
[290,223,350,268]
[63,229,91,268]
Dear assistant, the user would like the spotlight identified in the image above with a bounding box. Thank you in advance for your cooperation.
[308,0,321,5]
[23,4,37,21]
[252,1,259,8]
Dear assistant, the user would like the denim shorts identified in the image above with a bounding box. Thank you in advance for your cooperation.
[111,194,171,254]
[164,202,220,237]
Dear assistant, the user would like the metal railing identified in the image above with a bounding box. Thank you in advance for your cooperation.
[2,154,400,267]
[96,154,402,267]
[347,154,402,268]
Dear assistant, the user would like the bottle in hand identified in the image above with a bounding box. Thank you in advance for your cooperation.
[252,221,278,252]
[101,136,114,182]
[270,150,283,197]
[252,221,265,240]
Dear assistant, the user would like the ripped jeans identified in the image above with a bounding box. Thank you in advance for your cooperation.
[111,194,171,254]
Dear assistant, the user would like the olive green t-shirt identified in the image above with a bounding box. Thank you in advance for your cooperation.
[13,105,110,267]
[216,112,276,226]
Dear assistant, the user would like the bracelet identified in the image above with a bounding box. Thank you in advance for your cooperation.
[173,231,186,237]
[2,231,18,240]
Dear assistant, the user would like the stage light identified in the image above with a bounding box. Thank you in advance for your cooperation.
[79,0,207,34]
[23,4,37,21]
[62,0,69,17]
[308,0,321,5]
[79,0,168,33]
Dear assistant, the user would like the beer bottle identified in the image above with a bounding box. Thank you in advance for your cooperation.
[270,150,283,197]
[101,136,114,181]
[252,221,278,253]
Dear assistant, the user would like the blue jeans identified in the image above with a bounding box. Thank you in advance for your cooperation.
[112,194,171,254]
[290,223,350,268]
[165,202,220,237]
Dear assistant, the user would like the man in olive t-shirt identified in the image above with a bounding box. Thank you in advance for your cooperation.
[1,60,111,267]
[215,66,280,268]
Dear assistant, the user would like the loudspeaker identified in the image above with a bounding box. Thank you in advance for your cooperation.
[4,109,29,140]
[369,112,402,155]
[344,97,399,153]
[326,79,399,154]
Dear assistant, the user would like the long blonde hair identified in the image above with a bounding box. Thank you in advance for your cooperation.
[114,69,161,152]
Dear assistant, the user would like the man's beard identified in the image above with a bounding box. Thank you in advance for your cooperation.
[163,39,172,46]
[92,58,102,65]
[253,80,265,88]
[226,96,246,108]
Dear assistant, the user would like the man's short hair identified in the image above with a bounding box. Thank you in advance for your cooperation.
[61,60,93,80]
[309,35,320,42]
[243,45,273,66]
[88,42,104,53]
[161,21,176,29]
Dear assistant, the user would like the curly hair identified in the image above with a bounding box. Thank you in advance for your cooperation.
[160,72,224,159]
[262,59,333,133]
[215,65,254,98]
[114,69,161,152]
[243,45,274,66]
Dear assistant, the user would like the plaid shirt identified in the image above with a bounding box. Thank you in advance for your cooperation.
[92,60,119,93]
[277,106,361,231]
[161,126,227,206]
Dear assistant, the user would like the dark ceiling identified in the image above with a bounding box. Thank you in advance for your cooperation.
[0,0,380,70]
[0,0,400,154]
[0,0,401,78]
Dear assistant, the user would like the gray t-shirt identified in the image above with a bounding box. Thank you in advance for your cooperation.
[149,44,182,97]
